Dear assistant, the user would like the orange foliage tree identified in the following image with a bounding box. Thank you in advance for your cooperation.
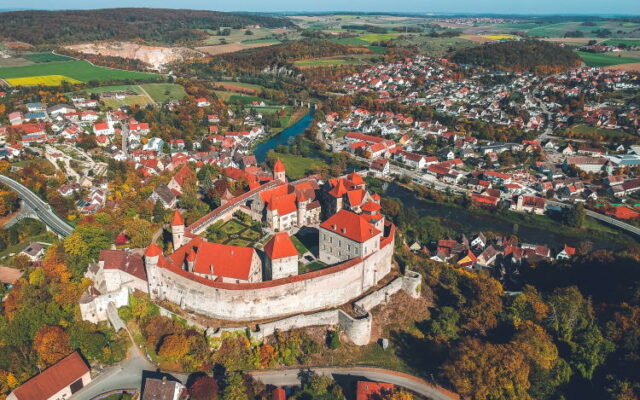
[33,325,73,366]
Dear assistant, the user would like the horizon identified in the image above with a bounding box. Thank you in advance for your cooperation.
[0,0,638,16]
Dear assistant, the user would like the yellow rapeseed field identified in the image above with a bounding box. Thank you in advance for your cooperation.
[483,34,518,41]
[6,75,83,86]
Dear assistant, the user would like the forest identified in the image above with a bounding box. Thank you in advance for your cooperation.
[0,9,294,45]
[452,40,582,73]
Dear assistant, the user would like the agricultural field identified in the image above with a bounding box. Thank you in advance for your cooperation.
[70,84,156,107]
[140,83,187,103]
[0,60,161,86]
[5,75,82,86]
[241,38,281,45]
[467,20,640,39]
[576,51,640,67]
[214,90,269,105]
[603,39,640,47]
[22,53,72,63]
[394,35,476,57]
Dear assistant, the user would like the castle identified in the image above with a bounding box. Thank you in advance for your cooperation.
[80,162,417,345]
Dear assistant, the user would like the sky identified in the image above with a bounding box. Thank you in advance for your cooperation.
[1,0,639,15]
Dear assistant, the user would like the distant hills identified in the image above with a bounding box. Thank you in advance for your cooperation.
[0,8,295,45]
[452,39,582,73]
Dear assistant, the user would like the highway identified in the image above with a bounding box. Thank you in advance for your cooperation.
[248,366,459,400]
[0,175,74,237]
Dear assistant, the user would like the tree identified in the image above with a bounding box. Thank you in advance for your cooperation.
[152,200,166,223]
[424,306,460,342]
[158,334,189,360]
[33,325,73,366]
[124,218,155,248]
[562,203,585,228]
[189,375,219,400]
[221,372,249,400]
[327,330,341,349]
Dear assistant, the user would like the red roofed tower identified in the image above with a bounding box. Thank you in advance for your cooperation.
[273,159,286,182]
[171,210,185,250]
[264,232,299,280]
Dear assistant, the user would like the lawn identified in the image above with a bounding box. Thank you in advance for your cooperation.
[276,153,328,180]
[603,39,640,47]
[206,218,263,247]
[291,235,310,254]
[22,53,73,63]
[0,60,161,84]
[567,124,635,140]
[576,51,640,67]
[140,83,187,103]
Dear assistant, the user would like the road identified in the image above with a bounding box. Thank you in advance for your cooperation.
[249,367,459,400]
[0,175,74,237]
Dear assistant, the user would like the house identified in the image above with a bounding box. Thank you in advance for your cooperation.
[7,351,91,400]
[370,158,390,177]
[400,151,429,170]
[26,102,46,112]
[513,195,546,215]
[150,184,178,209]
[556,244,576,260]
[195,98,211,107]
[356,381,395,400]
[8,112,23,125]
[93,122,114,136]
[19,242,47,262]
[142,376,185,400]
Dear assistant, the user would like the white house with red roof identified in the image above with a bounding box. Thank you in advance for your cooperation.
[319,209,382,265]
[264,232,299,280]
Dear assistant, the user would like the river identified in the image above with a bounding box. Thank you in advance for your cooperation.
[384,182,626,251]
[254,112,314,163]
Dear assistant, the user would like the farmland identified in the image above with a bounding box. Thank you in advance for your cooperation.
[140,83,187,103]
[5,75,82,86]
[603,39,640,47]
[22,53,72,63]
[576,51,640,67]
[0,60,161,86]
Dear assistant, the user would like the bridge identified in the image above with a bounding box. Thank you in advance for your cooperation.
[0,175,74,237]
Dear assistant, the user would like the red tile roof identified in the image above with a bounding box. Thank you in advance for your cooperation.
[99,250,147,282]
[171,238,256,281]
[264,232,299,259]
[171,210,185,226]
[320,209,381,243]
[273,159,286,173]
[145,243,163,257]
[11,352,89,400]
[356,381,394,400]
[267,193,297,215]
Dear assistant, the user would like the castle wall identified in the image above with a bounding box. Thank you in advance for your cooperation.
[148,237,394,321]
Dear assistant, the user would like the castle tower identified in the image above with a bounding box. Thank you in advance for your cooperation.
[264,232,299,280]
[171,210,185,250]
[144,243,163,300]
[273,159,286,183]
[297,193,308,226]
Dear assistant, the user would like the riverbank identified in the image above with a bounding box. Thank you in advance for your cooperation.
[254,111,314,162]
[382,181,633,250]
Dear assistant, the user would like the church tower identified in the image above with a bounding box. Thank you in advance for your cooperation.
[171,210,185,250]
[273,159,286,183]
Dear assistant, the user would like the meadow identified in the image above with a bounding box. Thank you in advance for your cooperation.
[22,53,73,63]
[140,83,187,103]
[0,60,160,85]
[603,39,640,47]
[576,51,640,67]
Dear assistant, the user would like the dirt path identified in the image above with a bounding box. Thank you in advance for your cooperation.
[136,84,156,105]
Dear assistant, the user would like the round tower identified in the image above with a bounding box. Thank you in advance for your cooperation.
[171,210,185,250]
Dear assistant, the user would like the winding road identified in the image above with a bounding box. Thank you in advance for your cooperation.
[249,367,459,400]
[0,175,74,237]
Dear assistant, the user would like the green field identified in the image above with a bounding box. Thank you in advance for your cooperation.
[214,81,266,91]
[358,33,400,42]
[603,39,640,47]
[276,153,327,179]
[80,84,144,94]
[22,53,73,63]
[576,51,640,67]
[0,60,161,83]
[241,38,281,45]
[140,83,187,103]
[567,124,636,140]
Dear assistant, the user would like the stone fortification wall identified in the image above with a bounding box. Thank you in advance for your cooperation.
[147,235,394,321]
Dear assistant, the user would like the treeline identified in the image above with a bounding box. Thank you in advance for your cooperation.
[452,39,581,73]
[0,8,294,45]
[58,49,154,72]
[215,39,361,71]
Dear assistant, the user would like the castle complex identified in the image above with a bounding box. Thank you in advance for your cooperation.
[81,162,417,345]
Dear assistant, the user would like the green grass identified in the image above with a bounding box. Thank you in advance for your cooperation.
[291,235,310,254]
[358,33,399,43]
[241,38,281,44]
[220,220,246,234]
[22,53,72,63]
[298,261,328,275]
[332,37,369,46]
[568,124,634,140]
[603,39,640,47]
[214,81,265,91]
[140,83,186,103]
[80,84,143,94]
[276,153,328,180]
[576,51,640,67]
[0,60,160,83]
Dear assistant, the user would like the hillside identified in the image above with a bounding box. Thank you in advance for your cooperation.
[216,39,365,70]
[0,8,294,45]
[452,39,582,73]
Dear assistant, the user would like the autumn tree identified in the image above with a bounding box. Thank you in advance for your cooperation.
[158,334,190,360]
[33,325,72,367]
[221,372,249,400]
[189,375,219,400]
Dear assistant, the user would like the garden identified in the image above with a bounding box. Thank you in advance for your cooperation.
[205,213,263,247]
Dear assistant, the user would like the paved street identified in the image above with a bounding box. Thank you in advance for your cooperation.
[0,174,74,237]
[249,367,459,400]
